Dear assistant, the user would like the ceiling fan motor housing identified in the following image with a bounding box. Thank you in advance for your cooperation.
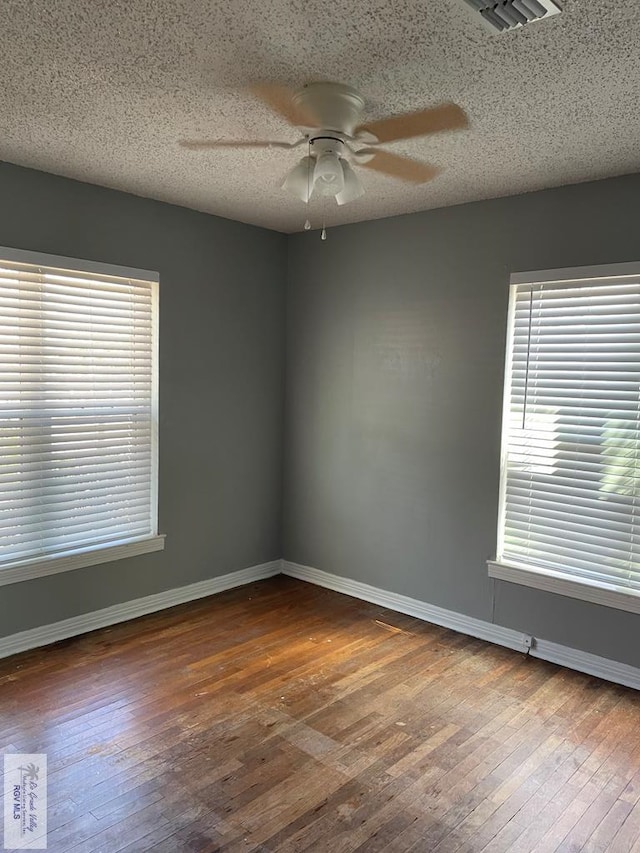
[293,82,365,135]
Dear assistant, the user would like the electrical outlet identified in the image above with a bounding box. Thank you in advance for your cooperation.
[523,635,534,651]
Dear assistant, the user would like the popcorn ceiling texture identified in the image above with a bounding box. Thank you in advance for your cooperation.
[0,0,638,233]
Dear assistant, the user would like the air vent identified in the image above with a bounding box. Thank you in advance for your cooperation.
[461,0,562,32]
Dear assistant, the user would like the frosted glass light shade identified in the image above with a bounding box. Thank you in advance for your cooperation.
[282,156,313,202]
[313,152,345,197]
[336,161,364,205]
[283,154,364,205]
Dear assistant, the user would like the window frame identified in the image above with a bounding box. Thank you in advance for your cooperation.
[0,246,164,587]
[488,260,640,615]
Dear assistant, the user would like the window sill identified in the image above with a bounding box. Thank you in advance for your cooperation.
[0,536,166,587]
[488,559,640,615]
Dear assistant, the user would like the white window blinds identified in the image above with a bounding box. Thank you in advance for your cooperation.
[0,250,158,570]
[497,271,640,601]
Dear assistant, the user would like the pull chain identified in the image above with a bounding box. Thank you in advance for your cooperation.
[303,140,312,232]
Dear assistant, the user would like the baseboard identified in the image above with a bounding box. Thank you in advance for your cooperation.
[532,638,640,693]
[281,560,640,691]
[0,560,281,661]
[3,557,637,691]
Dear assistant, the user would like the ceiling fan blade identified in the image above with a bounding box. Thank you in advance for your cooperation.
[358,150,441,184]
[357,103,468,144]
[250,83,319,128]
[180,139,300,150]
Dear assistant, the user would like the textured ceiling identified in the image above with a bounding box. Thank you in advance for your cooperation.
[0,0,639,233]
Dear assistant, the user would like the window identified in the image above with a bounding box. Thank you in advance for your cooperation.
[0,247,163,586]
[489,262,640,614]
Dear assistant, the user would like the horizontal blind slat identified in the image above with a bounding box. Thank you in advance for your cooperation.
[1,525,153,563]
[0,486,151,516]
[0,508,151,541]
[0,471,152,491]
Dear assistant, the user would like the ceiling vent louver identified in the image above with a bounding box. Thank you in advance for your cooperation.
[461,0,562,32]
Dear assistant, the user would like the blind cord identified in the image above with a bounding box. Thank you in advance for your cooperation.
[522,287,535,429]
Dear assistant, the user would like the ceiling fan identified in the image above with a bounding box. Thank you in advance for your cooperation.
[181,82,469,206]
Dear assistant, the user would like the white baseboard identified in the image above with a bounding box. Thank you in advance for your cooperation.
[282,560,640,692]
[2,557,638,692]
[0,560,281,660]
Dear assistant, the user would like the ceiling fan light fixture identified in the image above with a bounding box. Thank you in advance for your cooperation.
[185,82,464,220]
[282,156,313,202]
[335,161,364,205]
[313,151,345,197]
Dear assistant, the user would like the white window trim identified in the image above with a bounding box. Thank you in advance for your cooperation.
[488,559,640,615]
[0,246,159,285]
[0,246,163,586]
[0,535,166,587]
[489,259,640,613]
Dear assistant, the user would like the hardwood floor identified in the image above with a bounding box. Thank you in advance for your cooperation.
[1,575,639,852]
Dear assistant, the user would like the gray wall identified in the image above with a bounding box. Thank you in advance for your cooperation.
[2,159,638,670]
[0,162,286,637]
[284,173,640,668]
